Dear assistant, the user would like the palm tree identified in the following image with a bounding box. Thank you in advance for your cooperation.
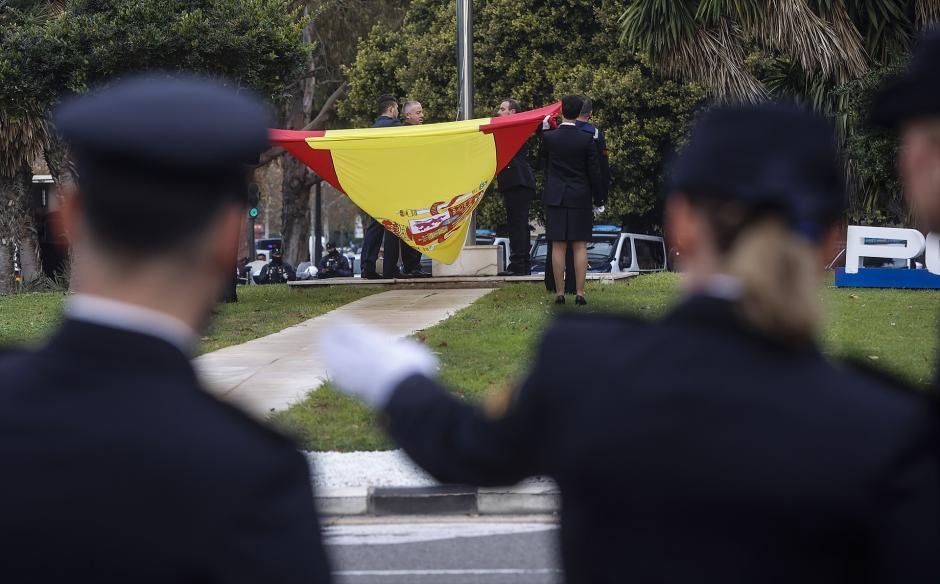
[0,107,48,293]
[0,2,65,292]
[619,0,940,221]
[619,0,939,103]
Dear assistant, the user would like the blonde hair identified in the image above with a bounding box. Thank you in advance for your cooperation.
[724,218,821,344]
[698,202,822,344]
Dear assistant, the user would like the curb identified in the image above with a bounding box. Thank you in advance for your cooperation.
[315,484,561,517]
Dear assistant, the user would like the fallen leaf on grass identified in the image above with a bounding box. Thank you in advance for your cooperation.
[415,333,427,343]
[868,355,880,361]
[438,341,449,348]
[848,294,858,299]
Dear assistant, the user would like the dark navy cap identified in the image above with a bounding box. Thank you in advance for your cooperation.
[54,74,271,185]
[668,103,844,240]
[871,28,940,128]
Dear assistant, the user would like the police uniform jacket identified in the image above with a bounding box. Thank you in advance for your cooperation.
[574,120,611,203]
[539,124,604,209]
[381,296,940,583]
[0,320,331,583]
[496,145,535,192]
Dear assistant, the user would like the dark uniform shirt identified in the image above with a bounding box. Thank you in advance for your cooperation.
[381,296,940,583]
[496,144,536,192]
[0,320,331,582]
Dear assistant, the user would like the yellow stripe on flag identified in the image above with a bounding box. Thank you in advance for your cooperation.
[308,119,497,264]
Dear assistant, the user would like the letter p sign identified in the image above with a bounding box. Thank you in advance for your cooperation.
[845,226,924,274]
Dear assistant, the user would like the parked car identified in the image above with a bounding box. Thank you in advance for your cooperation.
[530,226,667,274]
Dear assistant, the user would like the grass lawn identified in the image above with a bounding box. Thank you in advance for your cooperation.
[0,284,378,355]
[271,273,940,452]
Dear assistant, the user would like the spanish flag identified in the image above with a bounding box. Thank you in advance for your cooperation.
[271,103,560,264]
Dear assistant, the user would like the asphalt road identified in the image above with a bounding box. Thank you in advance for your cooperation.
[324,516,563,584]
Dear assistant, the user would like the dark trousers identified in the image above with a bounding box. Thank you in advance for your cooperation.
[361,218,385,271]
[502,186,534,273]
[544,242,576,294]
[383,231,421,277]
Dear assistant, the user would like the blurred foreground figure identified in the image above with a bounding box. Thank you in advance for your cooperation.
[0,76,330,583]
[323,104,940,583]
[871,28,940,233]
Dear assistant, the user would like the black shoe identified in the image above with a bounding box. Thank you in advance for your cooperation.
[400,269,430,279]
[555,295,565,305]
[361,268,383,280]
[575,295,587,306]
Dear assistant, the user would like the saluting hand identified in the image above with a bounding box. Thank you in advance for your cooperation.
[320,319,439,408]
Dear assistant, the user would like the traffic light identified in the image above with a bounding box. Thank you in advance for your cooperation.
[247,183,260,219]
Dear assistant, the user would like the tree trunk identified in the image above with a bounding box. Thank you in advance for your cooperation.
[279,13,317,267]
[0,239,12,294]
[19,231,39,282]
[0,175,18,293]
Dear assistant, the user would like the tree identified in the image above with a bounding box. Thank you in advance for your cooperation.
[0,0,308,290]
[272,0,409,266]
[340,0,704,230]
[619,0,940,223]
[0,5,56,292]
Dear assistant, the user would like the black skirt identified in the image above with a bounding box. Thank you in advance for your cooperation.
[544,205,592,241]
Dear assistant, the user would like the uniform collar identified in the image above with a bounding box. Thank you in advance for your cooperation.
[66,294,198,356]
[559,121,577,127]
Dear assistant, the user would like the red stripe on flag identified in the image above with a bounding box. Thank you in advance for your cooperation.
[480,102,560,174]
[268,129,344,193]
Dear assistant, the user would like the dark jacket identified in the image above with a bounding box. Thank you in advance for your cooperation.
[372,115,401,128]
[497,144,535,192]
[575,120,611,202]
[317,250,353,278]
[539,124,604,209]
[382,296,940,584]
[0,320,331,583]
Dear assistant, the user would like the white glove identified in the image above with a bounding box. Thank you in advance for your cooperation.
[320,319,439,409]
[594,205,605,216]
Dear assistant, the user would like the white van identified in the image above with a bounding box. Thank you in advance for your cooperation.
[530,226,667,274]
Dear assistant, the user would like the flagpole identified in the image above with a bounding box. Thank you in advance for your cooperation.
[457,0,476,239]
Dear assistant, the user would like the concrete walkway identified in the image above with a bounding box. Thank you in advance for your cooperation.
[194,288,493,417]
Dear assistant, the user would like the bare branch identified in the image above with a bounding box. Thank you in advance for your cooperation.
[256,80,349,169]
[257,147,286,168]
[302,81,349,131]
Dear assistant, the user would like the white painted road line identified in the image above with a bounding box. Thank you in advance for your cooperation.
[324,522,559,546]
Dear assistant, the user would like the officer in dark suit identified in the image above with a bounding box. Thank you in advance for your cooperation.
[495,99,536,276]
[322,103,940,583]
[360,93,400,279]
[540,95,604,305]
[0,76,331,582]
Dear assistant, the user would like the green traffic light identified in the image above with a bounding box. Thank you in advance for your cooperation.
[249,207,259,218]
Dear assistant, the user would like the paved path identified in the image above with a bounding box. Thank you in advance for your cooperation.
[194,289,493,417]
